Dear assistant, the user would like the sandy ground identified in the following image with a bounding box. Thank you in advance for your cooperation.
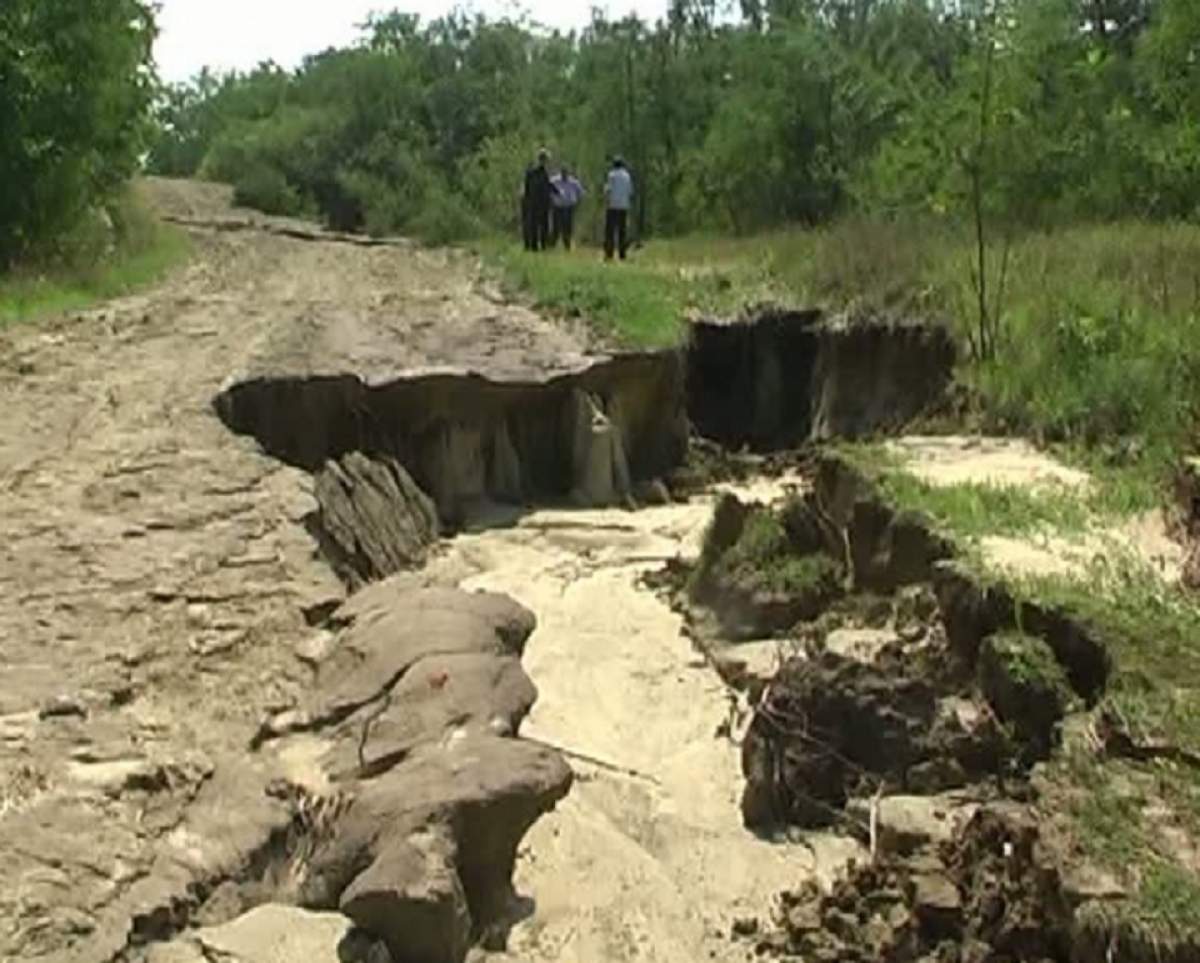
[887,435,1183,581]
[0,179,601,962]
[425,487,858,963]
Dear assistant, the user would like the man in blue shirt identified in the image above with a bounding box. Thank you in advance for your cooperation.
[603,156,633,261]
[550,165,585,250]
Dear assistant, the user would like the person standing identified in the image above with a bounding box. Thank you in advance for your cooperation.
[522,148,555,251]
[549,165,584,249]
[603,155,633,261]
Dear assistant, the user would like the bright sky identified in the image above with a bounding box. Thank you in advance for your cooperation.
[154,0,657,83]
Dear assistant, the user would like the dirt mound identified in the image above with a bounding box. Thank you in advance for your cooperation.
[752,807,1074,962]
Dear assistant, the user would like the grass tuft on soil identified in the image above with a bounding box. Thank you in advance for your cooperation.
[836,441,1132,541]
[0,195,190,329]
[716,510,840,596]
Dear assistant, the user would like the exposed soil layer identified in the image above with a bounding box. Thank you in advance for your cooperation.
[668,454,1192,963]
[215,352,689,527]
[751,806,1076,963]
[688,312,955,449]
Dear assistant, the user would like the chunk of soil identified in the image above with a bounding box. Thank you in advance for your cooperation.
[977,632,1071,758]
[688,495,843,640]
[753,807,1074,962]
[740,643,1007,830]
[812,455,953,591]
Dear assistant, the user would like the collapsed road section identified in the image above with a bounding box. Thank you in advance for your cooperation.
[126,312,959,963]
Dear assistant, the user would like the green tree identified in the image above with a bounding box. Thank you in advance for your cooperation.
[0,0,158,266]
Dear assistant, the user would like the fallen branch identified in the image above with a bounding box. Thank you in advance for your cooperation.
[520,736,661,785]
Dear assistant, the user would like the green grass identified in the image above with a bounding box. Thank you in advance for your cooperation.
[714,509,841,595]
[989,630,1071,692]
[836,441,1123,545]
[883,474,1093,539]
[476,229,796,347]
[1066,750,1200,946]
[0,204,190,328]
[477,240,687,348]
[482,218,1200,487]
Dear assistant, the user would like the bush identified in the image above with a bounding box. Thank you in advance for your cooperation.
[407,188,483,245]
[0,0,157,267]
[233,164,305,217]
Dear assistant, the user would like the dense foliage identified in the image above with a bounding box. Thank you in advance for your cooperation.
[147,0,1199,243]
[0,0,158,267]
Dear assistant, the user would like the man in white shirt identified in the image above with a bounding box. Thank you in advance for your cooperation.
[603,156,633,261]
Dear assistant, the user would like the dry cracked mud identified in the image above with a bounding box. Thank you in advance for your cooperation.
[0,179,609,962]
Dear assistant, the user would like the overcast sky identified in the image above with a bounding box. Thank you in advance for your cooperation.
[154,0,657,83]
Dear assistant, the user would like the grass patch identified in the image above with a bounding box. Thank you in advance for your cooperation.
[836,441,1100,541]
[484,218,1200,491]
[476,230,790,347]
[882,474,1092,539]
[1064,750,1200,946]
[0,194,190,328]
[714,509,841,596]
[477,240,686,348]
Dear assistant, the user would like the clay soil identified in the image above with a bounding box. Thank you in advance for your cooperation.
[0,180,597,962]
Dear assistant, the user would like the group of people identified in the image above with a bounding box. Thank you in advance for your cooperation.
[521,149,634,261]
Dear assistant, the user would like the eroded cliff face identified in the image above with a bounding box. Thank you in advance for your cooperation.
[687,312,955,449]
[214,351,689,526]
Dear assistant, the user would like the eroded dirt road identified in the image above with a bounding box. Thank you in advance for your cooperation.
[0,180,829,963]
[0,180,597,962]
[426,496,860,963]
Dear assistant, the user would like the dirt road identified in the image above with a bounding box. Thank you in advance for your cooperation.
[0,180,598,962]
[0,181,831,963]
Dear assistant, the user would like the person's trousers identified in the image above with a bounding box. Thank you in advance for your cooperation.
[551,206,575,249]
[604,208,628,260]
[528,203,551,251]
[521,198,534,250]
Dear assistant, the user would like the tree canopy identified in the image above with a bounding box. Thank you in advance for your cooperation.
[146,0,1200,243]
[0,0,157,266]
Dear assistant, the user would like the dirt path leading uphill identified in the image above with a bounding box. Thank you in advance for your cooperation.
[0,180,594,962]
[426,495,861,963]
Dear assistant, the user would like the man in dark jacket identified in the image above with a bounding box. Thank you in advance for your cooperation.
[522,149,555,251]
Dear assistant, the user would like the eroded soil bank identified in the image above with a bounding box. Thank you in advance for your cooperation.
[427,492,862,962]
[670,454,1200,963]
